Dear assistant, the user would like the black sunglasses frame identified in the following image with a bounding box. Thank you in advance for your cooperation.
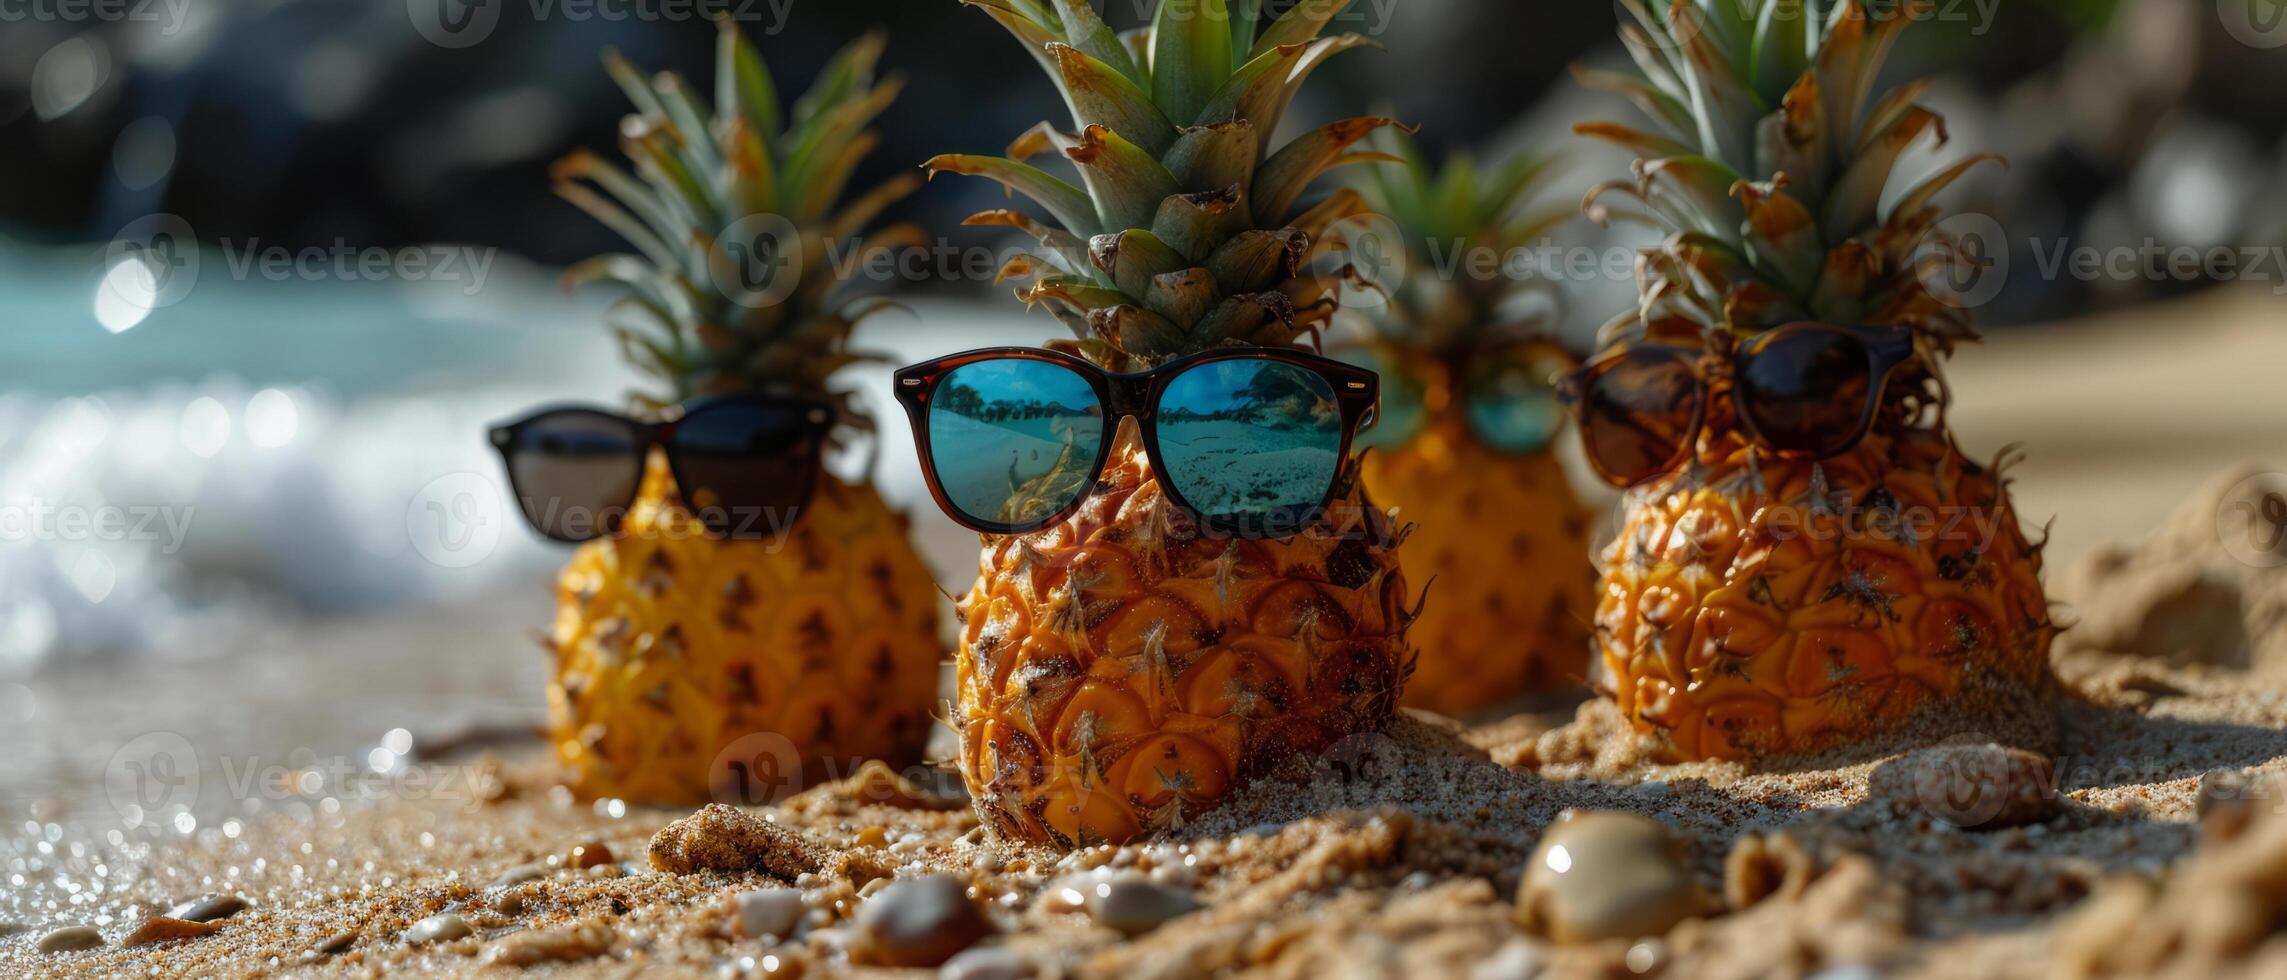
[894,346,1381,538]
[1557,323,1917,488]
[488,392,834,543]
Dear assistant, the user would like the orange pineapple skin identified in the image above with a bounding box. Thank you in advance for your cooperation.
[954,431,1415,847]
[1594,418,2055,761]
[548,454,941,804]
[1364,417,1595,715]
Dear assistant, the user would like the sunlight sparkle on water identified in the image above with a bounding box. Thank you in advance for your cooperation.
[94,258,158,334]
[179,397,230,458]
[245,389,299,448]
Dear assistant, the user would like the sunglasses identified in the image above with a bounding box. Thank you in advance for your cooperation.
[894,348,1380,538]
[1353,342,1577,456]
[488,393,832,543]
[1557,322,1917,488]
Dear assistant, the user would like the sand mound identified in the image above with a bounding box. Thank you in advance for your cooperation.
[2059,463,2287,674]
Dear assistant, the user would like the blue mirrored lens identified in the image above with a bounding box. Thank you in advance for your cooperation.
[927,360,1105,527]
[1156,359,1342,535]
[1465,353,1566,454]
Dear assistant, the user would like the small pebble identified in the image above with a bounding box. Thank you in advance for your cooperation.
[1516,809,1702,944]
[940,944,1039,980]
[847,875,996,968]
[566,842,615,869]
[0,922,31,937]
[1087,874,1201,937]
[1471,938,1543,980]
[481,921,615,966]
[36,926,104,954]
[166,894,250,923]
[311,929,358,956]
[2197,769,2256,842]
[124,916,221,946]
[406,912,474,945]
[854,826,889,848]
[492,889,526,917]
[729,888,806,940]
[486,863,548,890]
[1872,743,2059,829]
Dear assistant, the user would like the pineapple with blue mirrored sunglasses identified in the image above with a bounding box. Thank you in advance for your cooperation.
[1342,125,1598,715]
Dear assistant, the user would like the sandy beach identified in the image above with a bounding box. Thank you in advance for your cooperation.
[4,286,2286,976]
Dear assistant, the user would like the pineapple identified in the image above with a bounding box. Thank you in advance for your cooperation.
[545,24,941,804]
[1573,0,2056,761]
[928,0,1416,846]
[1346,128,1596,714]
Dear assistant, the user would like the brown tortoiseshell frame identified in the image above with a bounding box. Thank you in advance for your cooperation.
[893,346,1381,538]
[1556,322,1916,488]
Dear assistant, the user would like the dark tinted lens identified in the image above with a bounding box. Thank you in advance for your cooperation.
[1465,350,1569,454]
[1156,359,1343,536]
[506,412,645,541]
[926,359,1105,529]
[1347,349,1422,452]
[1735,328,1872,456]
[670,399,821,538]
[1577,348,1702,487]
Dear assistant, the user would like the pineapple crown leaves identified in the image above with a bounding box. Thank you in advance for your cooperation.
[925,0,1402,369]
[554,19,922,435]
[1348,122,1574,355]
[1574,0,2003,352]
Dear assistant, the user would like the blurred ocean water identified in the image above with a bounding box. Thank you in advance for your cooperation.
[0,236,1041,831]
[2,239,1043,670]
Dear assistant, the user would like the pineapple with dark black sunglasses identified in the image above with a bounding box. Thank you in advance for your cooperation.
[537,24,941,804]
[1569,0,2057,761]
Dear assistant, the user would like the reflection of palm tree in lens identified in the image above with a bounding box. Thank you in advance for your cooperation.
[998,419,1093,524]
[1235,368,1331,429]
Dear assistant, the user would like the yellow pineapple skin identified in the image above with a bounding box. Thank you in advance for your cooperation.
[954,431,1414,848]
[1365,415,1595,715]
[548,454,942,804]
[1594,420,2055,762]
